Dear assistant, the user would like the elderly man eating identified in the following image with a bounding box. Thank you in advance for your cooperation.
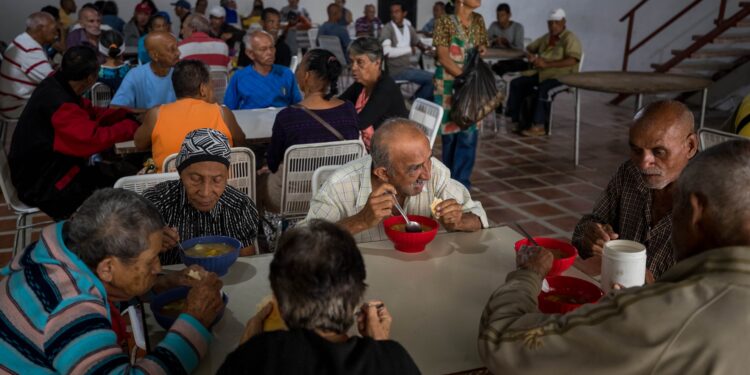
[0,188,224,374]
[304,118,488,242]
[144,128,259,265]
[572,100,698,279]
[478,139,750,374]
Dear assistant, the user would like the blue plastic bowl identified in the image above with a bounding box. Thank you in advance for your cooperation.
[150,287,228,330]
[180,235,241,276]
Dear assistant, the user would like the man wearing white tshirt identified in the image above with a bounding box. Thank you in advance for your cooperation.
[0,12,58,119]
[379,2,433,101]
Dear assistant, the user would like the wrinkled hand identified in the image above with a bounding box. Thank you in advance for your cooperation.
[434,199,463,231]
[184,273,224,328]
[582,223,619,256]
[357,300,392,340]
[516,245,554,279]
[239,302,273,345]
[478,45,487,56]
[257,166,270,175]
[153,265,211,294]
[357,183,396,229]
[525,52,537,63]
[533,58,548,68]
[161,227,180,251]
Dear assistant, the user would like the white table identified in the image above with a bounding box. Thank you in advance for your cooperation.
[155,227,595,374]
[233,107,283,141]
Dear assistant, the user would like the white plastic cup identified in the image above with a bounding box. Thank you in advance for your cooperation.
[601,240,647,294]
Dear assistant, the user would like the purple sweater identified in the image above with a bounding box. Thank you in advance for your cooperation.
[267,101,360,172]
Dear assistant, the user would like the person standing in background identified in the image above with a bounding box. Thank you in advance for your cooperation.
[432,0,488,189]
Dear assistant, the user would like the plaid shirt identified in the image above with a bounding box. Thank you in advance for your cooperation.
[572,160,675,278]
[303,155,489,243]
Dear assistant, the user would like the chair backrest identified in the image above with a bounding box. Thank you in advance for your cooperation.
[318,35,348,67]
[163,147,257,202]
[307,28,319,48]
[0,145,35,213]
[697,128,747,151]
[578,52,586,72]
[289,55,300,72]
[210,70,229,105]
[409,98,444,148]
[280,140,365,219]
[114,172,180,194]
[91,82,113,108]
[311,165,340,197]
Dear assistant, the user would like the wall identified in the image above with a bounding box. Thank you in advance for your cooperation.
[0,1,745,91]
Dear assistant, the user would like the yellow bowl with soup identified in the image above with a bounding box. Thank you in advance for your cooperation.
[180,236,241,276]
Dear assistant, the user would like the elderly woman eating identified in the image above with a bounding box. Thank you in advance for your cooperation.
[218,219,421,374]
[339,37,408,149]
[0,188,224,374]
[143,128,260,264]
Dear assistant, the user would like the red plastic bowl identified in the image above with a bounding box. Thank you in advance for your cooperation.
[538,276,603,314]
[514,237,578,276]
[383,215,439,253]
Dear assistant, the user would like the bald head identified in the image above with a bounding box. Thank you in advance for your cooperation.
[371,118,429,170]
[146,32,180,68]
[629,100,698,190]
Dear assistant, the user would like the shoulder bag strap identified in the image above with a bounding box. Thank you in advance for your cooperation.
[291,104,345,141]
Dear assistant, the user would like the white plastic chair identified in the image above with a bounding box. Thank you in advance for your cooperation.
[280,140,365,220]
[114,172,180,194]
[210,70,229,105]
[698,128,747,151]
[318,35,348,68]
[311,165,340,197]
[0,146,52,256]
[289,55,300,72]
[547,52,585,135]
[163,147,257,203]
[91,82,113,108]
[409,98,444,148]
[307,28,319,48]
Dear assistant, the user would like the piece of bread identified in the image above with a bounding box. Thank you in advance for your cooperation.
[430,198,444,217]
[186,269,202,280]
[258,295,286,332]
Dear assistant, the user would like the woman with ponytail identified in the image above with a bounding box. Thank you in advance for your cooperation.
[260,49,360,213]
[97,30,130,92]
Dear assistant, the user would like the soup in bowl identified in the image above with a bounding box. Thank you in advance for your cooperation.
[180,235,241,276]
[537,276,603,314]
[150,286,228,330]
[383,215,438,253]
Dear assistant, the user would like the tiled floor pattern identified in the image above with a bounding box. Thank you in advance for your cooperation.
[0,91,729,268]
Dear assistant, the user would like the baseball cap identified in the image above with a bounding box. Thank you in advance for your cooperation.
[549,8,566,21]
[171,0,191,10]
[209,6,226,18]
[135,3,153,15]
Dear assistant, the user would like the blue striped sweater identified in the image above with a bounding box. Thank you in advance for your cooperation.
[0,222,212,374]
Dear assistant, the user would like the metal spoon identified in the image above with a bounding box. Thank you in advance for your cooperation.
[390,193,422,233]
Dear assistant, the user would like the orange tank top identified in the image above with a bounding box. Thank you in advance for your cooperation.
[152,98,234,172]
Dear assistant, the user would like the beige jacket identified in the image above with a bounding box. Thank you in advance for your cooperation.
[478,246,750,374]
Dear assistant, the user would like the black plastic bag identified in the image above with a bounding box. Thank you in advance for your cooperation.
[451,48,504,130]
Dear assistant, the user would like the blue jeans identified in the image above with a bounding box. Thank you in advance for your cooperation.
[506,75,562,129]
[392,68,435,101]
[441,129,478,189]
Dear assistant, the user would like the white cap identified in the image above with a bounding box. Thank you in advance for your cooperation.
[549,8,566,21]
[209,6,226,18]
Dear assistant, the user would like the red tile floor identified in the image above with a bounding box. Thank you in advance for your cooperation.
[0,91,729,268]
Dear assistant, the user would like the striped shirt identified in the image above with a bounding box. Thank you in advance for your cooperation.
[0,32,53,119]
[572,160,675,278]
[303,155,489,243]
[143,180,260,265]
[0,222,211,374]
[178,32,231,72]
